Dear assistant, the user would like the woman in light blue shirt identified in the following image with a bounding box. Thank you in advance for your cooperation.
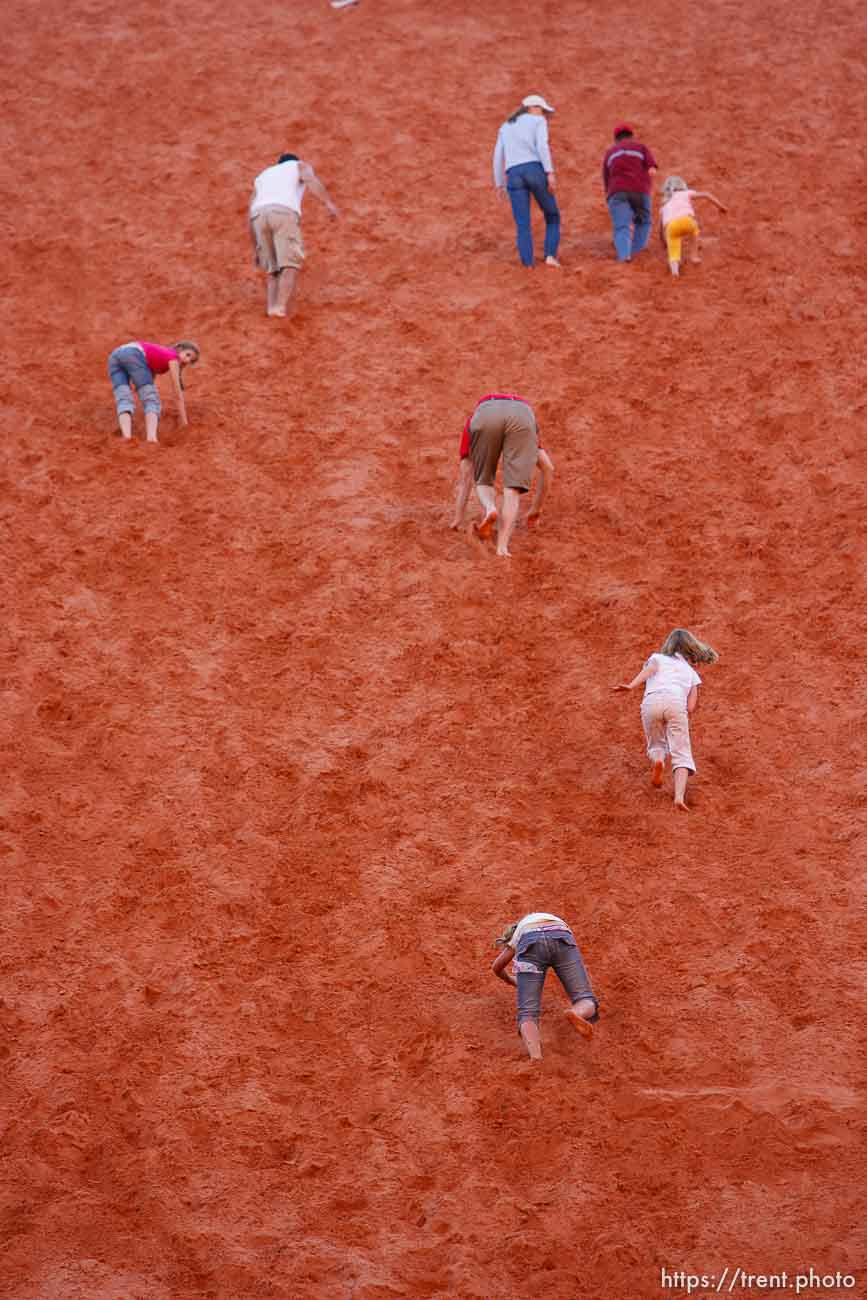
[493,94,561,268]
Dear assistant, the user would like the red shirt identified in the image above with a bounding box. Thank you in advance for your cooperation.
[602,139,657,197]
[459,392,538,458]
[138,341,179,374]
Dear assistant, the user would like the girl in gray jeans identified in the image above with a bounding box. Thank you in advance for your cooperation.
[491,912,598,1060]
[107,340,200,443]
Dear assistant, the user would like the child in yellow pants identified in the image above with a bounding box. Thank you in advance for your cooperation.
[659,176,727,276]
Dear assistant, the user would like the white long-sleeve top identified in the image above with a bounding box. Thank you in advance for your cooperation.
[492,114,554,187]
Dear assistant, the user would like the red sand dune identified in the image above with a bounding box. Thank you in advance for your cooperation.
[1,1,865,1297]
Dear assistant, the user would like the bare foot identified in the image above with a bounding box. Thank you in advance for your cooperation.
[268,308,287,318]
[496,547,512,558]
[474,509,497,540]
[651,759,664,787]
[564,1007,594,1040]
[674,799,689,813]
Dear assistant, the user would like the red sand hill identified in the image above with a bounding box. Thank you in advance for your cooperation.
[1,1,864,1296]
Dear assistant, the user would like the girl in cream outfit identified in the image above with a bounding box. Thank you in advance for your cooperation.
[659,176,727,276]
[614,628,719,811]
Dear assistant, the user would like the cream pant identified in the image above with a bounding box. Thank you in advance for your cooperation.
[641,691,696,773]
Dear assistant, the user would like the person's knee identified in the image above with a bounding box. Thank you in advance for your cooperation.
[138,383,161,416]
[113,383,135,415]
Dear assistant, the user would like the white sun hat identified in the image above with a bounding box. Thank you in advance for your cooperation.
[522,94,555,113]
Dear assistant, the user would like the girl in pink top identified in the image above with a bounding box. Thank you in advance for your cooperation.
[614,628,719,812]
[659,176,727,277]
[107,339,200,443]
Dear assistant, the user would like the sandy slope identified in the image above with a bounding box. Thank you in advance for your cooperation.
[1,1,865,1297]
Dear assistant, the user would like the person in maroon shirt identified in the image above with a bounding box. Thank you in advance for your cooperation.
[602,122,658,262]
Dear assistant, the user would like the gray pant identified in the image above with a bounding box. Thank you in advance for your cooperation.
[515,932,597,1025]
[108,345,160,418]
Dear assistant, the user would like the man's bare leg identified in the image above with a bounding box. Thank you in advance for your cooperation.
[519,1021,543,1060]
[273,267,299,317]
[651,756,665,787]
[690,234,702,264]
[496,487,521,556]
[266,275,280,315]
[144,412,159,444]
[673,766,690,811]
[473,483,497,539]
[564,998,596,1039]
[118,413,133,440]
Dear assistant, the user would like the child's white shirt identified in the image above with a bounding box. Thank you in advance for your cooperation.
[642,652,701,703]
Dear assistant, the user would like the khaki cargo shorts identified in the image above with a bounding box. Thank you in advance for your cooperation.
[251,204,305,273]
[469,398,538,493]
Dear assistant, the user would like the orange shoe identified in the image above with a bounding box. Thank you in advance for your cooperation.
[474,510,497,540]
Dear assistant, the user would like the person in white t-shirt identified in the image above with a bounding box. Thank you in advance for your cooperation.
[614,627,719,811]
[249,152,340,318]
[491,912,597,1060]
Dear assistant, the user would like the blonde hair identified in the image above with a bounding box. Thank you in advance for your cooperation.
[660,628,719,665]
[661,175,688,204]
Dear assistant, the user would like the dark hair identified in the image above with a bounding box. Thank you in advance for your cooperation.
[506,106,529,124]
[277,152,299,164]
[614,128,633,140]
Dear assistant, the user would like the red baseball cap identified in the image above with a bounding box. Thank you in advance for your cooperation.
[613,121,633,137]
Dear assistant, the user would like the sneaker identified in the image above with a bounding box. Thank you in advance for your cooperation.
[544,255,561,268]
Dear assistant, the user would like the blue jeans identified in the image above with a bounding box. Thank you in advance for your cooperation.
[514,931,597,1025]
[607,190,652,261]
[506,161,560,266]
[107,345,160,417]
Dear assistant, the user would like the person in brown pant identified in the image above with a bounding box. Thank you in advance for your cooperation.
[450,392,546,557]
[248,152,339,318]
